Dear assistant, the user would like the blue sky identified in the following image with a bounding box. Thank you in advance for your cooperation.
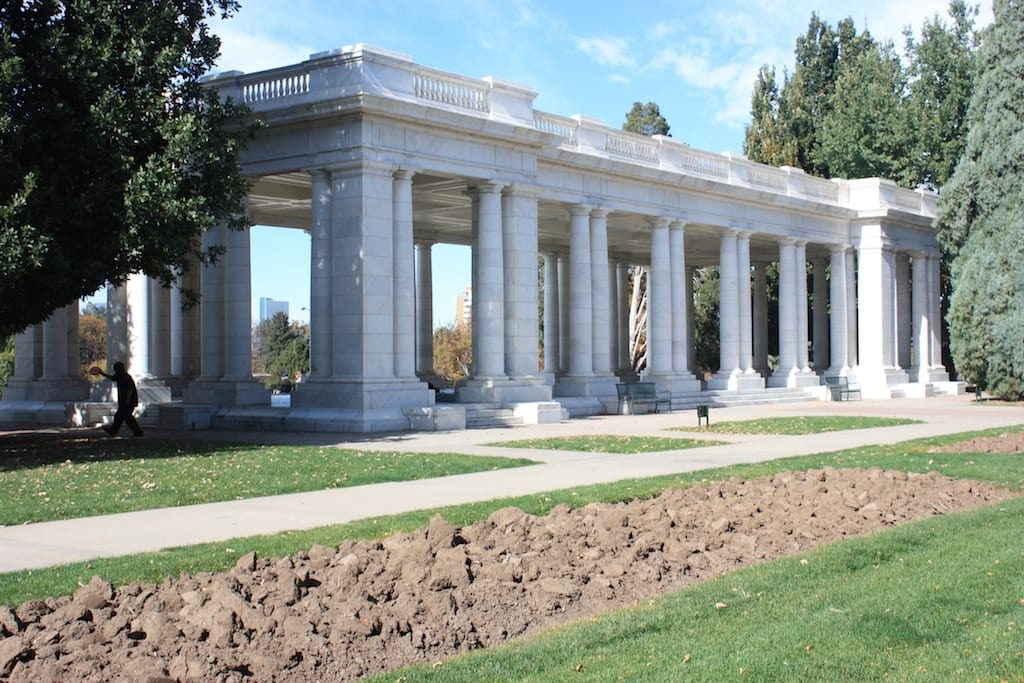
[208,0,989,327]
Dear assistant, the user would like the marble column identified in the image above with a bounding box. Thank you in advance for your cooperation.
[736,231,753,374]
[589,209,612,375]
[828,245,849,375]
[469,182,506,380]
[557,254,570,373]
[608,260,620,376]
[812,257,829,372]
[927,252,944,371]
[856,234,908,397]
[13,326,40,382]
[223,226,254,381]
[170,278,184,378]
[392,169,416,380]
[126,273,152,379]
[716,229,739,378]
[616,262,631,375]
[776,239,797,377]
[500,186,547,400]
[795,241,810,372]
[415,241,435,379]
[567,205,593,377]
[845,248,858,370]
[752,263,769,376]
[685,265,696,376]
[646,218,672,376]
[895,253,911,370]
[308,168,332,381]
[106,283,129,367]
[543,253,560,376]
[912,252,930,382]
[151,280,171,379]
[670,222,688,374]
[197,223,225,381]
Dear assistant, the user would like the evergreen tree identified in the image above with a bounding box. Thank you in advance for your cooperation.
[622,102,670,136]
[937,0,1024,398]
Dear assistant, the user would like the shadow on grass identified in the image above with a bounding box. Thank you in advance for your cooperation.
[0,430,255,472]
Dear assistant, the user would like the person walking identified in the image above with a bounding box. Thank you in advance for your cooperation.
[90,362,144,437]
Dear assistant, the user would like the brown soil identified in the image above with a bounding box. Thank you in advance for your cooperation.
[932,430,1024,454]
[0,467,1015,682]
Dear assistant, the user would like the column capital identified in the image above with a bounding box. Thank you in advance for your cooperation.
[669,219,688,231]
[736,230,753,240]
[501,182,540,198]
[778,237,796,247]
[590,207,611,220]
[415,238,436,248]
[794,240,808,249]
[466,180,506,196]
[393,168,415,181]
[306,167,331,181]
[647,216,671,229]
[569,204,594,217]
[828,242,851,254]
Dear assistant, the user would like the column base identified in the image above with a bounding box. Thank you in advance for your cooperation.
[709,370,765,391]
[291,377,432,411]
[458,376,552,403]
[552,374,619,399]
[186,378,271,407]
[767,368,820,389]
[15,378,91,402]
[914,367,951,384]
[642,372,703,394]
[856,367,910,399]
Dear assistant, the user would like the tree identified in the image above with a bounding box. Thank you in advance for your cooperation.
[253,312,298,374]
[78,310,107,376]
[818,43,907,180]
[433,323,472,384]
[266,334,310,385]
[901,1,980,190]
[744,66,797,167]
[0,335,13,391]
[691,268,720,378]
[622,102,670,137]
[936,0,1024,398]
[0,1,251,339]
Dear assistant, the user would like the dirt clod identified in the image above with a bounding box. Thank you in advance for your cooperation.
[0,467,1015,681]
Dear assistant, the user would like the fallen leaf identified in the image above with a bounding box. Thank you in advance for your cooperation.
[800,559,809,566]
[805,644,815,652]
[683,654,691,664]
[715,602,728,609]
[574,663,583,673]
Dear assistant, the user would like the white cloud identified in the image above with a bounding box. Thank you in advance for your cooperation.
[652,49,742,89]
[214,25,314,75]
[609,73,630,84]
[647,20,680,42]
[574,36,636,68]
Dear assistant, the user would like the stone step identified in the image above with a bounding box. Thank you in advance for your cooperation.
[463,404,525,429]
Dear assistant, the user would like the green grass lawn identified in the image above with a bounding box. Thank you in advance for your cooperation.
[486,434,724,453]
[0,433,535,525]
[683,415,921,435]
[2,425,1022,608]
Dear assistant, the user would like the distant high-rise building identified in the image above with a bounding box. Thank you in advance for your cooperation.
[454,286,472,327]
[259,297,289,321]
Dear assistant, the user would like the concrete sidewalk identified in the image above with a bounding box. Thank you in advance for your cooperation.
[2,395,1022,573]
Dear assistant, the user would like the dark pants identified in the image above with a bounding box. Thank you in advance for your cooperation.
[109,406,143,436]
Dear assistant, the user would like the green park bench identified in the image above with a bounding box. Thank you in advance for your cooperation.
[824,376,861,401]
[616,382,672,415]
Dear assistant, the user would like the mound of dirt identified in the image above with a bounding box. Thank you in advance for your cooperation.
[0,468,1014,682]
[933,430,1024,454]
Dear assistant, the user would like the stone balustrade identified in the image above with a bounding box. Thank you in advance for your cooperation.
[204,44,934,219]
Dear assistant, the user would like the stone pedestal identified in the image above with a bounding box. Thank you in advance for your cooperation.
[709,370,765,391]
[186,379,270,406]
[459,377,551,403]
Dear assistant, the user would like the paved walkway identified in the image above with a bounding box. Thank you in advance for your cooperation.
[2,395,1022,573]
